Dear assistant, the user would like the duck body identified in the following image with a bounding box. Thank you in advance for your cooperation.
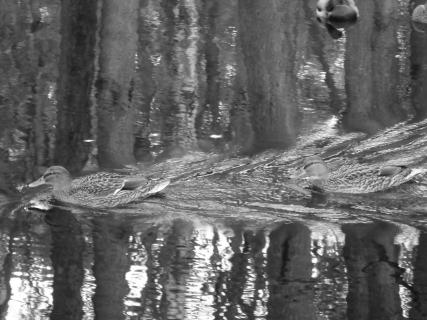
[316,0,359,39]
[320,164,426,193]
[303,157,427,194]
[27,166,170,209]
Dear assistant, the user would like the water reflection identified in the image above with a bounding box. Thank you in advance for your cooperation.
[2,0,425,180]
[411,232,427,319]
[342,222,403,320]
[1,207,427,319]
[92,217,130,320]
[411,2,427,121]
[48,209,84,320]
[2,0,427,319]
[343,0,407,133]
[267,223,314,319]
[1,114,427,318]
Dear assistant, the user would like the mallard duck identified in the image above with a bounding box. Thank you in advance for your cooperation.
[412,2,427,24]
[412,2,427,33]
[27,166,170,208]
[302,156,427,193]
[316,0,359,39]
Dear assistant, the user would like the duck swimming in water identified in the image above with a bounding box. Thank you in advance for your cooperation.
[412,1,427,33]
[316,0,359,39]
[27,166,170,209]
[412,1,427,24]
[302,156,427,193]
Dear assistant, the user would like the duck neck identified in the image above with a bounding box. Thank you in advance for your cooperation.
[52,178,72,193]
[311,177,326,188]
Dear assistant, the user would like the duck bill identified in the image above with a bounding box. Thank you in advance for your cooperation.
[28,177,46,188]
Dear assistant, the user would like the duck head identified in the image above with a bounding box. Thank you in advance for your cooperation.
[302,156,329,186]
[316,0,359,39]
[411,3,427,32]
[28,166,72,191]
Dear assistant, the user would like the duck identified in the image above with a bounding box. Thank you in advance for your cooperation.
[301,156,427,193]
[26,166,170,208]
[412,2,427,33]
[412,2,427,23]
[316,0,359,39]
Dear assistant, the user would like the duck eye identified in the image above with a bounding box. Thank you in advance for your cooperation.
[43,172,55,179]
[303,163,313,170]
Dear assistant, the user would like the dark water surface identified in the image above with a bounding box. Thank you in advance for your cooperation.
[2,122,427,319]
[1,0,427,319]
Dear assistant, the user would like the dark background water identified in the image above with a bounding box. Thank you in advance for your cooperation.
[1,0,427,319]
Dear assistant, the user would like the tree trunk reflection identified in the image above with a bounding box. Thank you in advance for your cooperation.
[266,223,315,320]
[0,219,13,318]
[48,209,84,320]
[410,6,427,121]
[197,0,221,137]
[342,222,403,320]
[158,219,194,319]
[92,218,131,320]
[343,0,406,134]
[158,0,200,156]
[96,0,139,168]
[133,0,157,162]
[140,225,163,319]
[238,0,301,151]
[54,0,96,173]
[410,232,427,319]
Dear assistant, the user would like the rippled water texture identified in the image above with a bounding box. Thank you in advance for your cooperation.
[2,122,427,319]
[1,0,427,319]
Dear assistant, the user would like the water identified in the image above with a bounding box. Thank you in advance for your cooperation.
[2,0,427,319]
[2,121,427,319]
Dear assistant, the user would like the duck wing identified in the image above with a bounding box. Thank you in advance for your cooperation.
[121,177,151,191]
[114,179,170,196]
[144,179,170,195]
[378,165,407,176]
[71,172,148,197]
[378,165,427,180]
[112,176,155,195]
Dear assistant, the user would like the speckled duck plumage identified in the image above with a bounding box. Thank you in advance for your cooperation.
[303,156,427,194]
[27,166,170,208]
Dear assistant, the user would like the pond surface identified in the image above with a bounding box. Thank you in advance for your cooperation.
[1,0,427,319]
[2,121,427,320]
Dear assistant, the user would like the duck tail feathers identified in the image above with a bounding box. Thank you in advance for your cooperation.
[408,168,427,180]
[147,179,170,195]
